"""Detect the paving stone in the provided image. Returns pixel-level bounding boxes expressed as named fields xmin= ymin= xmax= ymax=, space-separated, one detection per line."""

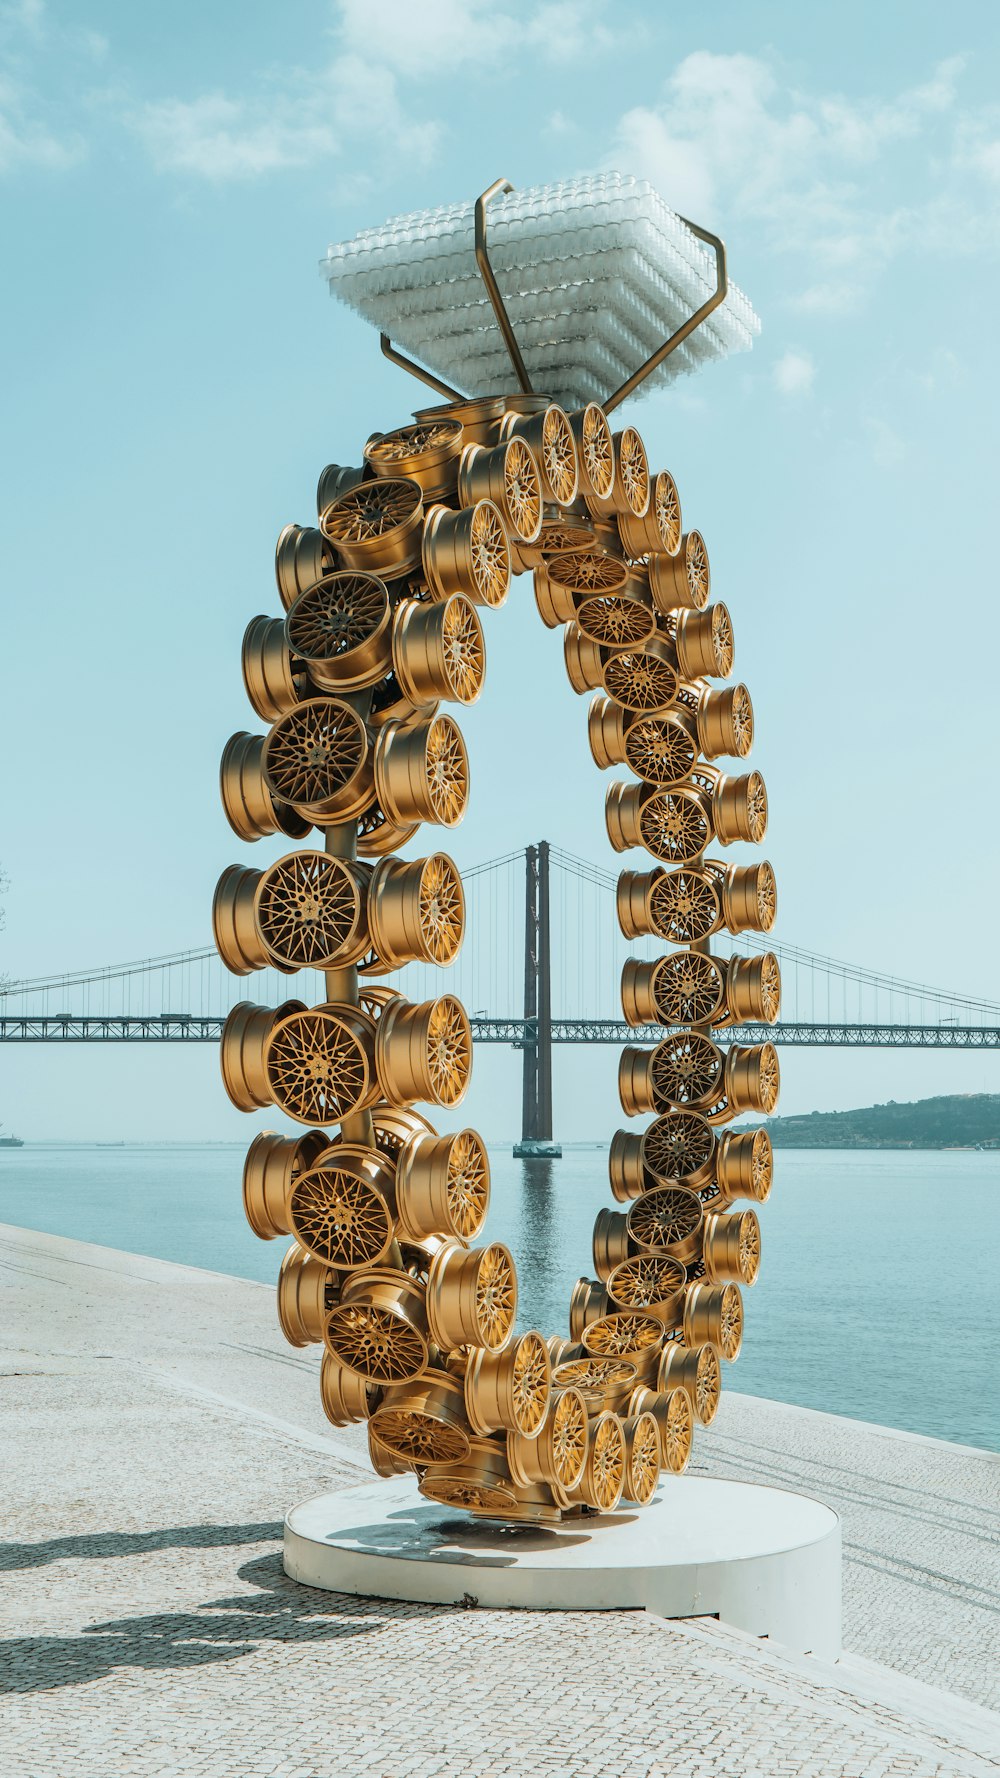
xmin=1 ymin=1223 xmax=998 ymax=1778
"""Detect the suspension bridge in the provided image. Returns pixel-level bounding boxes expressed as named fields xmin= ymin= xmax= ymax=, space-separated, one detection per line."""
xmin=3 ymin=843 xmax=999 ymax=1144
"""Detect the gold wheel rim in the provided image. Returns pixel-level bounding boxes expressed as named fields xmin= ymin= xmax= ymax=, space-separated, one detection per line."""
xmin=648 ymin=869 xmax=719 ymax=943
xmin=628 ymin=1186 xmax=703 ymax=1254
xmin=655 ymin=951 xmax=725 ymax=1025
xmin=263 ymin=699 xmax=368 ymax=815
xmin=627 ymin=1411 xmax=661 ymax=1501
xmin=603 ymin=650 xmax=679 ymax=714
xmin=639 ymin=790 xmax=710 ymax=864
xmin=425 ymin=995 xmax=472 ymax=1106
xmin=617 ymin=428 xmax=649 ymax=516
xmin=624 ymin=714 xmax=697 ymax=785
xmin=424 ymin=717 xmax=469 ymax=826
xmin=653 ymin=471 xmax=682 ymax=554
xmin=256 ymin=851 xmax=361 ymax=969
xmin=446 ymin=1130 xmax=490 ymax=1237
xmin=325 ymin=1303 xmax=427 ymax=1384
xmin=607 ymin=1254 xmax=685 ymax=1310
xmin=643 ymin=1111 xmax=715 ymax=1184
xmin=265 ymin=1010 xmax=370 ymax=1125
xmin=576 ymin=595 xmax=655 ymax=648
xmin=416 ymin=853 xmax=465 ymax=963
xmin=651 ymin=1033 xmax=722 ymax=1106
xmin=290 ymin=1164 xmax=391 ymax=1269
xmin=286 ymin=574 xmax=389 ymax=678
xmin=322 ymin=477 xmax=420 ymax=544
xmin=468 ymin=500 xmax=511 ymax=606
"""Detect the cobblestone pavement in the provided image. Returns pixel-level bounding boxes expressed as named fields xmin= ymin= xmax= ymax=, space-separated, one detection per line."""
xmin=2 ymin=1223 xmax=999 ymax=1778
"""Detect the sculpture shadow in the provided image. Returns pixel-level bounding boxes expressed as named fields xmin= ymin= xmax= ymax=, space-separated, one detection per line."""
xmin=1 ymin=1538 xmax=452 ymax=1695
xmin=327 ymin=1499 xmax=603 ymax=1565
xmin=0 ymin=1521 xmax=284 ymax=1573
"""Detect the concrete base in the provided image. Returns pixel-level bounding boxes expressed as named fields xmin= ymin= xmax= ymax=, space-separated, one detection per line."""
xmin=512 ymin=1140 xmax=562 ymax=1158
xmin=285 ymin=1475 xmax=842 ymax=1658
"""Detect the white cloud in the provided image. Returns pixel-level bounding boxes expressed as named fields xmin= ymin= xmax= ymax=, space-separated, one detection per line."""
xmin=0 ymin=69 xmax=83 ymax=170
xmin=773 ymin=349 xmax=815 ymax=397
xmin=132 ymin=0 xmax=611 ymax=181
xmin=133 ymin=93 xmax=337 ymax=181
xmin=608 ymin=51 xmax=989 ymax=315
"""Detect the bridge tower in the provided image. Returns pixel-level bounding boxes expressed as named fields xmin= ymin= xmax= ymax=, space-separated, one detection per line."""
xmin=513 ymin=842 xmax=561 ymax=1159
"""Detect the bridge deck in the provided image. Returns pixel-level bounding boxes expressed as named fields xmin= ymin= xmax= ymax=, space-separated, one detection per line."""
xmin=2 ymin=1014 xmax=999 ymax=1047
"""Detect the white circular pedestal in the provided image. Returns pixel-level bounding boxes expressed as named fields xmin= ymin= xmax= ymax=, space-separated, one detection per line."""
xmin=284 ymin=1475 xmax=841 ymax=1658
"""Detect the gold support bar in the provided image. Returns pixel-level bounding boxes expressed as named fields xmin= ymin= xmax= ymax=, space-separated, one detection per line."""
xmin=379 ymin=333 xmax=466 ymax=402
xmin=603 ymin=220 xmax=728 ymax=415
xmin=474 ymin=178 xmax=534 ymax=396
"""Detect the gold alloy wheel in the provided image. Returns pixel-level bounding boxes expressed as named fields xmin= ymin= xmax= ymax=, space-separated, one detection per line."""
xmin=320 ymin=476 xmax=425 ymax=578
xmin=220 ymin=379 xmax=777 ymax=1523
xmin=285 ymin=573 xmax=393 ymax=692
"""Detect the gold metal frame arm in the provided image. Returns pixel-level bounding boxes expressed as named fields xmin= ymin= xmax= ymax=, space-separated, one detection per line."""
xmin=475 ymin=179 xmax=534 ymax=396
xmin=379 ymin=333 xmax=466 ymax=403
xmin=603 ymin=220 xmax=728 ymax=415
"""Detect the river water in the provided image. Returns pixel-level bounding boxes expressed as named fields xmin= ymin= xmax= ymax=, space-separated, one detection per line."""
xmin=2 ymin=1142 xmax=996 ymax=1453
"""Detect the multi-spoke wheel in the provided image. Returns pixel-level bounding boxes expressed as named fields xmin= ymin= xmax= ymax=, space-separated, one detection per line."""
xmin=457 ymin=437 xmax=542 ymax=544
xmin=289 ymin=1152 xmax=395 ymax=1270
xmin=285 ymin=573 xmax=392 ymax=691
xmin=262 ymin=699 xmax=372 ymax=824
xmin=703 ymin=1209 xmax=762 ymax=1286
xmin=606 ymin=1255 xmax=686 ymax=1325
xmin=264 ymin=1005 xmax=376 ymax=1125
xmin=374 ymin=713 xmax=469 ymax=828
xmin=618 ymin=469 xmax=682 ymax=558
xmin=606 ymin=783 xmax=711 ymax=864
xmin=569 ymin=403 xmax=615 ymax=501
xmin=254 ymin=850 xmax=367 ymax=971
xmin=508 ymin=1383 xmax=590 ymax=1495
xmin=650 ymin=530 xmax=711 ymax=613
xmin=602 ymin=640 xmax=679 ymax=714
xmin=622 ymin=1410 xmax=662 ymax=1502
xmin=426 ymin=1240 xmax=517 ymax=1352
xmin=500 ymin=404 xmax=579 ymax=507
xmin=698 ymin=682 xmax=754 ymax=760
xmin=422 ymin=499 xmax=511 ymax=608
xmin=325 ymin=1268 xmax=429 ymax=1384
xmin=636 ymin=1384 xmax=693 ymax=1473
xmin=713 ymin=770 xmax=768 ymax=845
xmin=465 ymin=1330 xmax=552 ymax=1437
xmin=395 ymin=1128 xmax=490 ymax=1243
xmin=568 ymin=1410 xmax=626 ymax=1511
xmin=393 ymin=594 xmax=485 ymax=707
xmin=623 ymin=712 xmax=698 ymax=785
xmin=627 ymin=1185 xmax=703 ymax=1262
xmin=582 ymin=1310 xmax=664 ymax=1364
xmin=657 ymin=1342 xmax=722 ymax=1426
xmin=674 ymin=602 xmax=734 ymax=679
xmin=276 ymin=1242 xmax=338 ymax=1346
xmin=370 ymin=1370 xmax=472 ymax=1465
xmin=718 ymin=859 xmax=778 ymax=933
xmin=363 ymin=418 xmax=464 ymax=501
xmin=726 ymin=951 xmax=781 ymax=1023
xmin=649 ymin=867 xmax=722 ymax=942
xmin=683 ymin=1280 xmax=744 ymax=1361
xmin=642 ymin=1110 xmax=716 ymax=1186
xmin=368 ymin=852 xmax=465 ymax=970
xmin=376 ymin=993 xmax=472 ymax=1108
xmin=623 ymin=950 xmax=727 ymax=1027
xmin=552 ymin=1356 xmax=637 ymax=1410
xmin=320 ymin=476 xmax=424 ymax=578
xmin=575 ymin=593 xmax=655 ymax=649
xmin=723 ymin=1042 xmax=781 ymax=1116
xmin=619 ymin=1032 xmax=724 ymax=1116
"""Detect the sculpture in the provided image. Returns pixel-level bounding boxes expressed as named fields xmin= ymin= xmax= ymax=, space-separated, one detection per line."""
xmin=213 ymin=174 xmax=779 ymax=1521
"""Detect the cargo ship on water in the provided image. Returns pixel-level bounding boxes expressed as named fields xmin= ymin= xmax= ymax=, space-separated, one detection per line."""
xmin=0 ymin=1128 xmax=24 ymax=1148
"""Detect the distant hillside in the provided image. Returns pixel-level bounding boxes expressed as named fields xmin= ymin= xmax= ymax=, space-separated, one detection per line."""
xmin=751 ymin=1093 xmax=1000 ymax=1149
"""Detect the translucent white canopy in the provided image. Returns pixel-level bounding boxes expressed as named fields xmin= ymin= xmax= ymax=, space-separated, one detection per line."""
xmin=320 ymin=171 xmax=760 ymax=410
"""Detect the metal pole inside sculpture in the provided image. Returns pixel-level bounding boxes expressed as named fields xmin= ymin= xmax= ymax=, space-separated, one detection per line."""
xmin=213 ymin=171 xmax=781 ymax=1523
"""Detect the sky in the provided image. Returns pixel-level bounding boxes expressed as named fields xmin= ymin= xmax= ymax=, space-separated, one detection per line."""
xmin=2 ymin=0 xmax=1000 ymax=1140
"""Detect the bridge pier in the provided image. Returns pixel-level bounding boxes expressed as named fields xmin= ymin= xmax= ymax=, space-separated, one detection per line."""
xmin=514 ymin=841 xmax=561 ymax=1159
